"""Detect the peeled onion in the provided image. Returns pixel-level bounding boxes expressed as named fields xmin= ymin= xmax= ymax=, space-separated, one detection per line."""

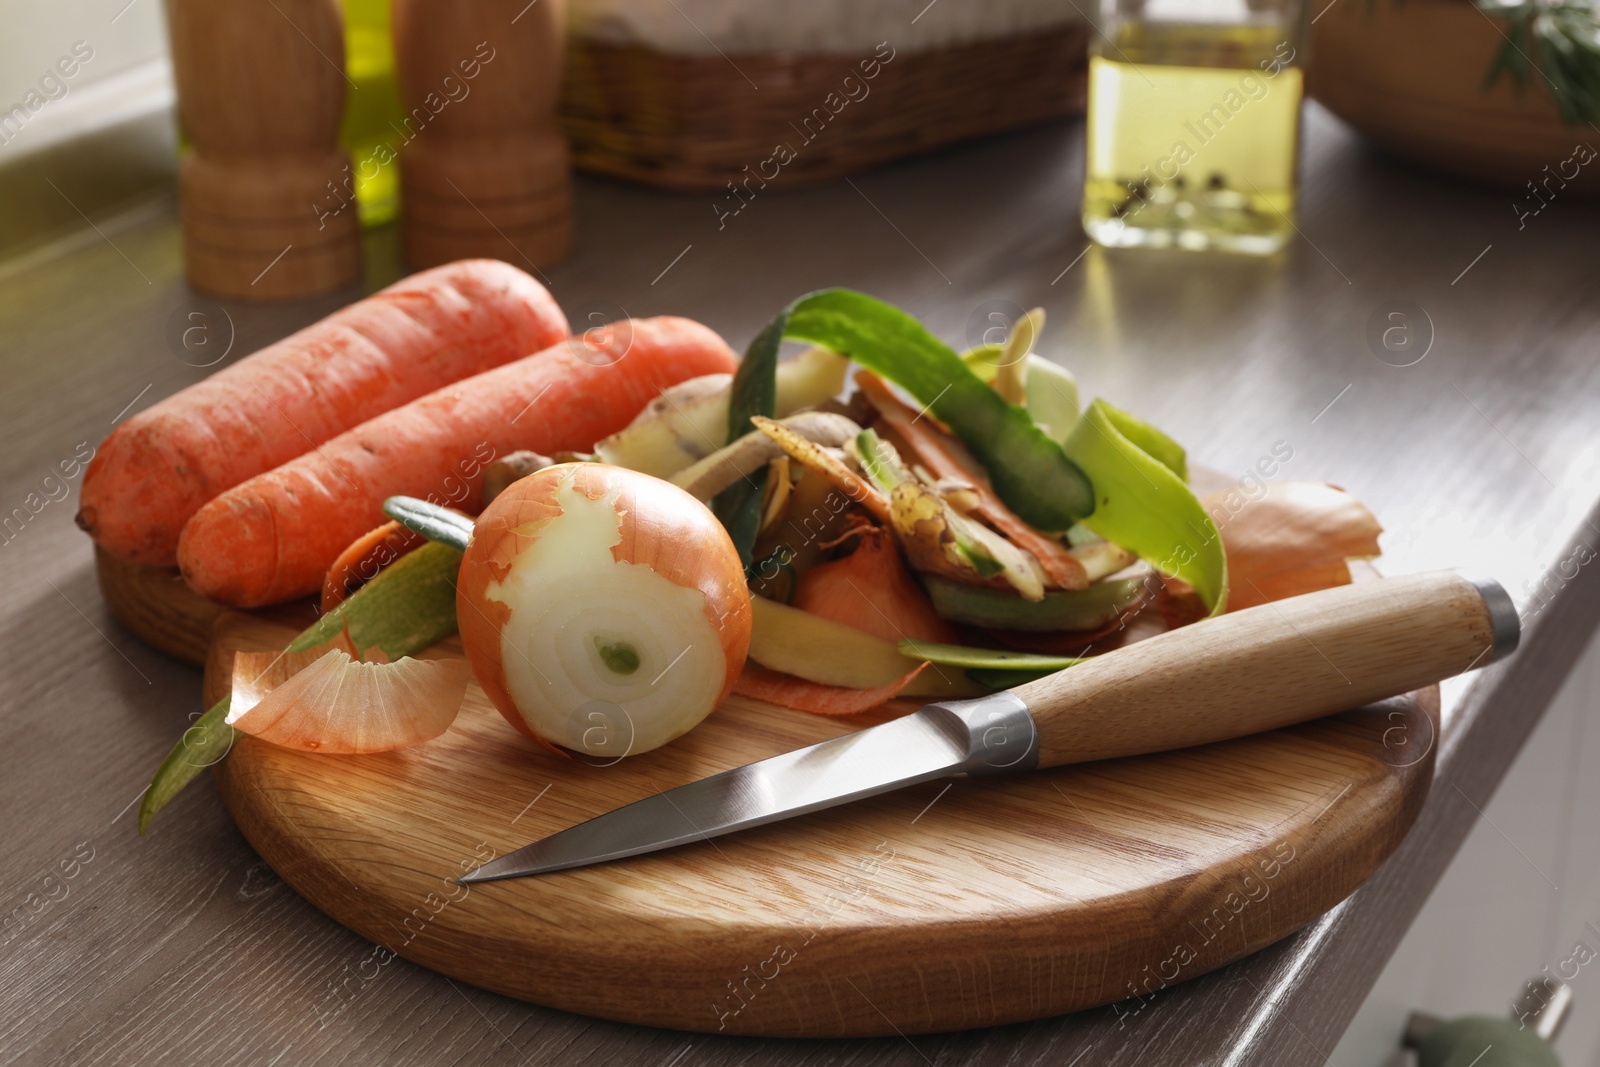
xmin=227 ymin=639 xmax=470 ymax=754
xmin=455 ymin=463 xmax=752 ymax=759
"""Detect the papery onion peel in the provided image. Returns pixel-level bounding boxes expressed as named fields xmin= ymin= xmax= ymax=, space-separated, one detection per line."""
xmin=227 ymin=636 xmax=470 ymax=754
xmin=1202 ymin=481 xmax=1383 ymax=611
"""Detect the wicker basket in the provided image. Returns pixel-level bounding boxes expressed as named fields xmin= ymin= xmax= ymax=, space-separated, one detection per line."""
xmin=559 ymin=27 xmax=1090 ymax=191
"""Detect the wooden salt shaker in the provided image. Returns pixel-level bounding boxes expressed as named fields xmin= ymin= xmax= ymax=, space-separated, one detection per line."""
xmin=392 ymin=0 xmax=573 ymax=271
xmin=167 ymin=0 xmax=361 ymax=300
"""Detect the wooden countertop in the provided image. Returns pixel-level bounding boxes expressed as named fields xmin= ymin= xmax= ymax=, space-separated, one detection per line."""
xmin=4 ymin=103 xmax=1599 ymax=1065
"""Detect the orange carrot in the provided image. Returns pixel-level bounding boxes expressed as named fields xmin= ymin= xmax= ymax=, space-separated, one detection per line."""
xmin=77 ymin=260 xmax=568 ymax=567
xmin=733 ymin=661 xmax=929 ymax=717
xmin=856 ymin=372 xmax=1088 ymax=590
xmin=792 ymin=525 xmax=960 ymax=645
xmin=319 ymin=520 xmax=425 ymax=614
xmin=178 ymin=317 xmax=739 ymax=607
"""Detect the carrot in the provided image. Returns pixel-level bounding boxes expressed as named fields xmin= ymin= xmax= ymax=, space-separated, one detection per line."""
xmin=319 ymin=520 xmax=425 ymax=614
xmin=77 ymin=259 xmax=568 ymax=567
xmin=791 ymin=525 xmax=960 ymax=645
xmin=732 ymin=661 xmax=929 ymax=717
xmin=855 ymin=372 xmax=1089 ymax=590
xmin=178 ymin=317 xmax=739 ymax=607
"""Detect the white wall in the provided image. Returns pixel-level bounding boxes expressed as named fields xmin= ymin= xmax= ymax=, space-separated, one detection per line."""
xmin=0 ymin=0 xmax=168 ymax=145
xmin=0 ymin=0 xmax=166 ymax=99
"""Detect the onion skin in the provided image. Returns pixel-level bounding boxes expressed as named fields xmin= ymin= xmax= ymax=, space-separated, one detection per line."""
xmin=456 ymin=463 xmax=752 ymax=755
xmin=1201 ymin=481 xmax=1383 ymax=611
xmin=227 ymin=640 xmax=470 ymax=754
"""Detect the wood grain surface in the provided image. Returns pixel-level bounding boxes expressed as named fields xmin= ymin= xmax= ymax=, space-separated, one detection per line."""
xmin=204 ymin=611 xmax=1436 ymax=1036
xmin=7 ymin=104 xmax=1600 ymax=1065
xmin=92 ymin=546 xmax=223 ymax=667
xmin=94 ymin=548 xmax=318 ymax=667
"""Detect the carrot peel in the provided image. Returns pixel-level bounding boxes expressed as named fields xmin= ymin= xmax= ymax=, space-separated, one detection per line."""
xmin=733 ymin=661 xmax=929 ymax=717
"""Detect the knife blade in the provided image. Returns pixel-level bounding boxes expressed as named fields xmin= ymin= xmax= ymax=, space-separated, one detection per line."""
xmin=459 ymin=695 xmax=1034 ymax=882
xmin=457 ymin=570 xmax=1520 ymax=883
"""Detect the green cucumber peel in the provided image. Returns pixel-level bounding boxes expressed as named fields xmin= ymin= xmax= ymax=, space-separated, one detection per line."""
xmin=1064 ymin=400 xmax=1227 ymax=615
xmin=964 ymin=349 xmax=1082 ymax=446
xmin=137 ymin=541 xmax=465 ymax=834
xmin=924 ymin=573 xmax=1150 ymax=633
xmin=714 ymin=299 xmax=790 ymax=566
xmin=781 ymin=289 xmax=1093 ymax=529
xmin=900 ymin=640 xmax=1085 ymax=691
xmin=897 ymin=639 xmax=1085 ymax=672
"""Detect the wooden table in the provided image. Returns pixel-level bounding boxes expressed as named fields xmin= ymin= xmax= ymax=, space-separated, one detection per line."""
xmin=4 ymin=103 xmax=1599 ymax=1066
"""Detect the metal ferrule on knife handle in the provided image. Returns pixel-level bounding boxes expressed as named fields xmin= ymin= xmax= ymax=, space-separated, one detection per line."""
xmin=987 ymin=570 xmax=1520 ymax=770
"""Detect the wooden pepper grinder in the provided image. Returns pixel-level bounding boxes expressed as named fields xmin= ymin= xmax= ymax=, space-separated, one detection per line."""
xmin=392 ymin=0 xmax=573 ymax=271
xmin=167 ymin=0 xmax=361 ymax=300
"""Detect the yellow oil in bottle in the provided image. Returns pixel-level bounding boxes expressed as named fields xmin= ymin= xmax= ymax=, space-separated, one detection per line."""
xmin=1082 ymin=24 xmax=1302 ymax=254
xmin=338 ymin=0 xmax=405 ymax=227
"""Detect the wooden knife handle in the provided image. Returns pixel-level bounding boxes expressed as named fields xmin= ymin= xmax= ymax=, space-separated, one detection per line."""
xmin=1011 ymin=571 xmax=1518 ymax=769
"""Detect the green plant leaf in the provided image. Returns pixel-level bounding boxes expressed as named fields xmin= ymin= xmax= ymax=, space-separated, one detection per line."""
xmin=1479 ymin=0 xmax=1600 ymax=125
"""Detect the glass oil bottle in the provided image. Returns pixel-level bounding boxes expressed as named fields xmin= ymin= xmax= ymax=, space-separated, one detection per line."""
xmin=338 ymin=0 xmax=405 ymax=226
xmin=1082 ymin=0 xmax=1306 ymax=254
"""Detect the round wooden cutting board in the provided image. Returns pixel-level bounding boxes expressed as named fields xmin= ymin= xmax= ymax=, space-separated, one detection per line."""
xmin=185 ymin=604 xmax=1437 ymax=1038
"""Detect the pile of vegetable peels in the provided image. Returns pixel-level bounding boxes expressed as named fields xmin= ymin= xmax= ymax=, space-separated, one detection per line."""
xmin=622 ymin=289 xmax=1202 ymax=710
xmin=139 ymin=286 xmax=1382 ymax=830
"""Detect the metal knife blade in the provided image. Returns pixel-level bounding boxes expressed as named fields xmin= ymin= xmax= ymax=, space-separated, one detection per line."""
xmin=459 ymin=692 xmax=1035 ymax=882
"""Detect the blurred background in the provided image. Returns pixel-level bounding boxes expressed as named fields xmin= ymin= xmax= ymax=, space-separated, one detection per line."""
xmin=0 ymin=0 xmax=166 ymax=101
xmin=5 ymin=2 xmax=1600 ymax=1065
